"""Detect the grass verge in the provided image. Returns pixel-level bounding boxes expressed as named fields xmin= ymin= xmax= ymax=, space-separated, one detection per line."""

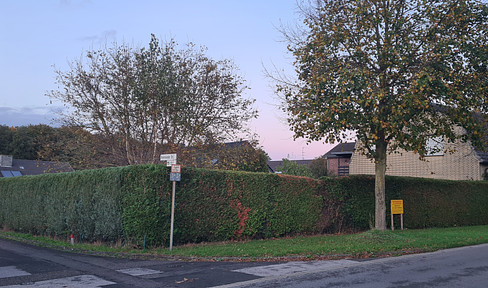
xmin=2 ymin=226 xmax=488 ymax=261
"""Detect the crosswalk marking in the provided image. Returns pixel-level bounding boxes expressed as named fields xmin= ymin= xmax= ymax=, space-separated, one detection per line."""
xmin=117 ymin=267 xmax=162 ymax=276
xmin=0 ymin=266 xmax=31 ymax=279
xmin=233 ymin=260 xmax=358 ymax=277
xmin=4 ymin=274 xmax=116 ymax=288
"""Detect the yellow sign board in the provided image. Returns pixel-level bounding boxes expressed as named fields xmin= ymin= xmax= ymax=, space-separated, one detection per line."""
xmin=391 ymin=200 xmax=404 ymax=215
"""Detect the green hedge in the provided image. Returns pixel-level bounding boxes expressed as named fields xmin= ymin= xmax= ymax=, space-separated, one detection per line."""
xmin=322 ymin=175 xmax=488 ymax=231
xmin=386 ymin=176 xmax=488 ymax=228
xmin=121 ymin=166 xmax=322 ymax=246
xmin=0 ymin=168 xmax=125 ymax=242
xmin=1 ymin=166 xmax=488 ymax=248
xmin=0 ymin=165 xmax=322 ymax=247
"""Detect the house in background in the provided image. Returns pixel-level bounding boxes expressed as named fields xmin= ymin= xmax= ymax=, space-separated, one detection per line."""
xmin=349 ymin=131 xmax=488 ymax=180
xmin=267 ymin=143 xmax=355 ymax=176
xmin=0 ymin=155 xmax=74 ymax=178
xmin=322 ymin=142 xmax=355 ymax=176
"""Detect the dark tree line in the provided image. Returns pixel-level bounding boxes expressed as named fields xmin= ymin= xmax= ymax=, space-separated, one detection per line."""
xmin=0 ymin=124 xmax=122 ymax=170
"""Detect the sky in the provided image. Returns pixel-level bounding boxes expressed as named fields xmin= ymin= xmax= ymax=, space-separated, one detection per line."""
xmin=0 ymin=0 xmax=336 ymax=161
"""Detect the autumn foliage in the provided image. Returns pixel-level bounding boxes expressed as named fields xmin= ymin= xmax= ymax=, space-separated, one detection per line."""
xmin=280 ymin=0 xmax=488 ymax=230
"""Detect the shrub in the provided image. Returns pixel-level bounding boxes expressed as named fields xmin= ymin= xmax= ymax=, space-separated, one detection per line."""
xmin=0 ymin=165 xmax=323 ymax=247
xmin=2 ymin=166 xmax=488 ymax=247
xmin=320 ymin=175 xmax=488 ymax=231
xmin=309 ymin=158 xmax=328 ymax=178
xmin=275 ymin=159 xmax=314 ymax=177
xmin=0 ymin=168 xmax=125 ymax=241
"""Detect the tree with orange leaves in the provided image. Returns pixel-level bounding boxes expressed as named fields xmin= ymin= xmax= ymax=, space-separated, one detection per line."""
xmin=280 ymin=0 xmax=488 ymax=230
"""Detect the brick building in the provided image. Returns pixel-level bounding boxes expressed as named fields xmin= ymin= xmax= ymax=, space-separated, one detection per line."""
xmin=349 ymin=130 xmax=488 ymax=180
xmin=323 ymin=142 xmax=355 ymax=176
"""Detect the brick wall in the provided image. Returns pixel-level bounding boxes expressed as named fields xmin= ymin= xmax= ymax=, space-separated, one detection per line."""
xmin=327 ymin=157 xmax=351 ymax=176
xmin=350 ymin=139 xmax=484 ymax=181
xmin=327 ymin=158 xmax=339 ymax=176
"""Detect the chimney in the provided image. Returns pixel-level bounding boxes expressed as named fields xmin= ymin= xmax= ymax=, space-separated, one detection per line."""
xmin=0 ymin=155 xmax=13 ymax=167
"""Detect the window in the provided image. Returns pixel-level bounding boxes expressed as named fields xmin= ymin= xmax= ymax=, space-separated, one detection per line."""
xmin=426 ymin=136 xmax=444 ymax=156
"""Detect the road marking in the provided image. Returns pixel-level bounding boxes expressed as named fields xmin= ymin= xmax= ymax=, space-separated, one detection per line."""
xmin=117 ymin=267 xmax=162 ymax=276
xmin=0 ymin=266 xmax=31 ymax=278
xmin=5 ymin=274 xmax=116 ymax=288
xmin=233 ymin=260 xmax=357 ymax=277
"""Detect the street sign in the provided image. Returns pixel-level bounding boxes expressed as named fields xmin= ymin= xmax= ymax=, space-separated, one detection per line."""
xmin=171 ymin=164 xmax=181 ymax=173
xmin=168 ymin=164 xmax=181 ymax=251
xmin=170 ymin=164 xmax=181 ymax=181
xmin=170 ymin=172 xmax=181 ymax=182
xmin=160 ymin=153 xmax=177 ymax=167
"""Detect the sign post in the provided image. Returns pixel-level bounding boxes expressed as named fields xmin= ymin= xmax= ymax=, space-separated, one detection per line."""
xmin=390 ymin=200 xmax=404 ymax=231
xmin=169 ymin=164 xmax=181 ymax=251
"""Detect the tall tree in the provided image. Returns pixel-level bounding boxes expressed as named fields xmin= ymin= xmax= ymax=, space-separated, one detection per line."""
xmin=280 ymin=0 xmax=488 ymax=230
xmin=0 ymin=125 xmax=14 ymax=155
xmin=48 ymin=34 xmax=257 ymax=165
xmin=309 ymin=158 xmax=328 ymax=178
xmin=8 ymin=126 xmax=36 ymax=160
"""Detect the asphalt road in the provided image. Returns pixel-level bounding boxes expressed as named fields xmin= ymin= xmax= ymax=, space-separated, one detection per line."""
xmin=219 ymin=244 xmax=488 ymax=288
xmin=1 ymin=237 xmax=488 ymax=287
xmin=0 ymin=238 xmax=267 ymax=287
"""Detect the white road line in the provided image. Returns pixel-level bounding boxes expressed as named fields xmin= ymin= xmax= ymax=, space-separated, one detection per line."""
xmin=4 ymin=274 xmax=116 ymax=288
xmin=117 ymin=267 xmax=162 ymax=276
xmin=0 ymin=266 xmax=31 ymax=278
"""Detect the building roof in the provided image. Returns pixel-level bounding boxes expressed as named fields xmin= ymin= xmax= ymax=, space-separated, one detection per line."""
xmin=323 ymin=142 xmax=356 ymax=158
xmin=0 ymin=156 xmax=74 ymax=178
xmin=475 ymin=151 xmax=488 ymax=164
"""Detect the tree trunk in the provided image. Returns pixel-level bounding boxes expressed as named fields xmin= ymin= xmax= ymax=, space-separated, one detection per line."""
xmin=374 ymin=140 xmax=387 ymax=231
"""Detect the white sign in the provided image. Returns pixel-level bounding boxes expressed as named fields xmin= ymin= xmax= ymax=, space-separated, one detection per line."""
xmin=160 ymin=153 xmax=177 ymax=167
xmin=171 ymin=164 xmax=181 ymax=173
